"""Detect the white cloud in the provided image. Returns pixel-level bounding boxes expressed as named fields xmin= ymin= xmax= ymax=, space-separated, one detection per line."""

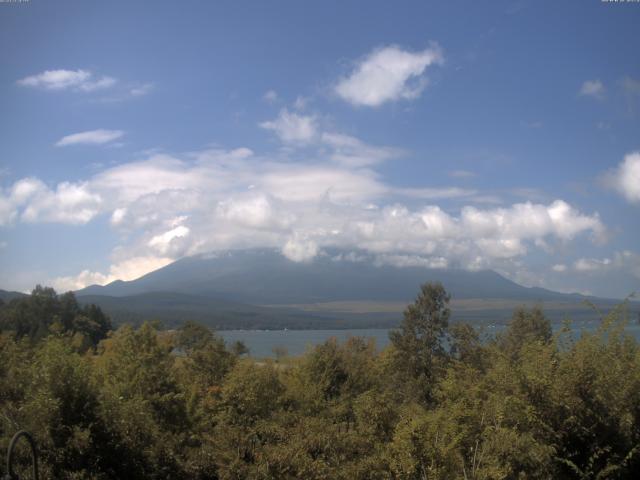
xmin=0 ymin=178 xmax=102 ymax=225
xmin=546 ymin=200 xmax=605 ymax=241
xmin=217 ymin=194 xmax=282 ymax=229
xmin=10 ymin=177 xmax=45 ymax=203
xmin=263 ymin=89 xmax=278 ymax=103
xmin=282 ymin=235 xmax=318 ymax=262
xmin=396 ymin=187 xmax=477 ymax=200
xmin=21 ymin=181 xmax=102 ymax=224
xmin=261 ymin=108 xmax=406 ymax=170
xmin=259 ymin=165 xmax=385 ymax=202
xmin=460 ymin=200 xmax=605 ymax=244
xmin=79 ymin=76 xmax=117 ymax=92
xmin=52 ymin=255 xmax=173 ymax=291
xmin=148 ymin=225 xmax=190 ymax=255
xmin=129 ymin=83 xmax=154 ymax=97
xmin=7 ymin=148 xmax=605 ymax=267
xmin=18 ymin=69 xmax=153 ymax=102
xmin=321 ymin=132 xmax=403 ymax=167
xmin=110 ymin=207 xmax=127 ymax=225
xmin=574 ymin=257 xmax=612 ymax=272
xmin=260 ymin=109 xmax=318 ymax=144
xmin=335 ymin=44 xmax=443 ymax=107
xmin=2 ymin=142 xmax=608 ymax=287
xmin=0 ymin=178 xmax=45 ymax=225
xmin=605 ymin=151 xmax=640 ymax=204
xmin=55 ymin=129 xmax=124 ymax=147
xmin=18 ymin=69 xmax=116 ymax=92
xmin=375 ymin=254 xmax=448 ymax=269
xmin=52 ymin=270 xmax=111 ymax=292
xmin=572 ymin=251 xmax=640 ymax=279
xmin=579 ymin=79 xmax=605 ymax=99
xmin=293 ymin=95 xmax=309 ymax=110
xmin=552 ymin=264 xmax=567 ymax=272
xmin=91 ymin=153 xmax=208 ymax=204
xmin=0 ymin=196 xmax=16 ymax=226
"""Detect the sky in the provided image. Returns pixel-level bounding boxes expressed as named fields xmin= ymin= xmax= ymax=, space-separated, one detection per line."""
xmin=0 ymin=0 xmax=639 ymax=298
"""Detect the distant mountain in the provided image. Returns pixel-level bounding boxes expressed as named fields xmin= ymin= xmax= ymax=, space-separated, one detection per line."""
xmin=76 ymin=248 xmax=588 ymax=304
xmin=0 ymin=289 xmax=28 ymax=303
xmin=1 ymin=251 xmax=633 ymax=329
xmin=68 ymin=249 xmax=632 ymax=329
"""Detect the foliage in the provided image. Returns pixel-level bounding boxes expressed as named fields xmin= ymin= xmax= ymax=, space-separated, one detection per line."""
xmin=389 ymin=281 xmax=451 ymax=403
xmin=0 ymin=285 xmax=111 ymax=349
xmin=1 ymin=283 xmax=640 ymax=479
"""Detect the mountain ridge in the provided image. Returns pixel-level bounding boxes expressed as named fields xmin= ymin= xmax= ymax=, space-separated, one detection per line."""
xmin=3 ymin=249 xmax=635 ymax=329
xmin=75 ymin=248 xmax=595 ymax=304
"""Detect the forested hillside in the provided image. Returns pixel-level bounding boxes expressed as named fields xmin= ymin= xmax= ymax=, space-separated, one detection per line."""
xmin=1 ymin=284 xmax=640 ymax=479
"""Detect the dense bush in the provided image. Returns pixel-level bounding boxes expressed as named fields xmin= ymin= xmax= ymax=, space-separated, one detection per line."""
xmin=1 ymin=284 xmax=639 ymax=479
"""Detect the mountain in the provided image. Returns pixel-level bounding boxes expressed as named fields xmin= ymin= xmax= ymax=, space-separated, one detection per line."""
xmin=0 ymin=289 xmax=28 ymax=303
xmin=69 ymin=248 xmax=635 ymax=329
xmin=76 ymin=248 xmax=586 ymax=304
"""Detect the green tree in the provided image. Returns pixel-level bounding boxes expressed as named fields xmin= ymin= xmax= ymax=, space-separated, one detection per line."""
xmin=498 ymin=306 xmax=552 ymax=357
xmin=0 ymin=286 xmax=111 ymax=348
xmin=449 ymin=322 xmax=487 ymax=369
xmin=389 ymin=282 xmax=451 ymax=403
xmin=92 ymin=323 xmax=188 ymax=479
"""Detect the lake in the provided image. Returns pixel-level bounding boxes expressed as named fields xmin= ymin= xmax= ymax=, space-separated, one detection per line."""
xmin=220 ymin=320 xmax=640 ymax=358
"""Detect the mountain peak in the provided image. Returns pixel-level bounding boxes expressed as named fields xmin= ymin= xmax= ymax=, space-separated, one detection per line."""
xmin=75 ymin=247 xmax=582 ymax=304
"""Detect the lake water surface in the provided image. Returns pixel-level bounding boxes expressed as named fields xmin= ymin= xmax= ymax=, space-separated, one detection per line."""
xmin=220 ymin=320 xmax=640 ymax=358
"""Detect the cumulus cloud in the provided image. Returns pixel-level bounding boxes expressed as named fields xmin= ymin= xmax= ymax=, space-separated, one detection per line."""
xmin=55 ymin=129 xmax=124 ymax=147
xmin=260 ymin=109 xmax=318 ymax=144
xmin=17 ymin=69 xmax=116 ymax=92
xmin=604 ymin=152 xmax=640 ymax=204
xmin=282 ymin=235 xmax=318 ymax=262
xmin=110 ymin=207 xmax=127 ymax=225
xmin=0 ymin=142 xmax=607 ymax=289
xmin=52 ymin=255 xmax=173 ymax=292
xmin=0 ymin=177 xmax=102 ymax=225
xmin=148 ymin=225 xmax=190 ymax=255
xmin=217 ymin=194 xmax=284 ymax=229
xmin=579 ymin=79 xmax=605 ymax=99
xmin=335 ymin=44 xmax=444 ymax=107
xmin=22 ymin=182 xmax=102 ymax=224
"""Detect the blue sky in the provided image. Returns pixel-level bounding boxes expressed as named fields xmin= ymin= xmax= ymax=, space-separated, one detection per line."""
xmin=1 ymin=0 xmax=639 ymax=298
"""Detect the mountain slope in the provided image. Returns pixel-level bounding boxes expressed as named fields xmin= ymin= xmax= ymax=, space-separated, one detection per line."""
xmin=76 ymin=248 xmax=585 ymax=304
xmin=0 ymin=289 xmax=28 ymax=303
xmin=71 ymin=248 xmax=635 ymax=329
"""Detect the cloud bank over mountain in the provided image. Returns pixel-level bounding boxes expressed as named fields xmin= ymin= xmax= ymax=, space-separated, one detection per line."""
xmin=0 ymin=136 xmax=607 ymax=291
